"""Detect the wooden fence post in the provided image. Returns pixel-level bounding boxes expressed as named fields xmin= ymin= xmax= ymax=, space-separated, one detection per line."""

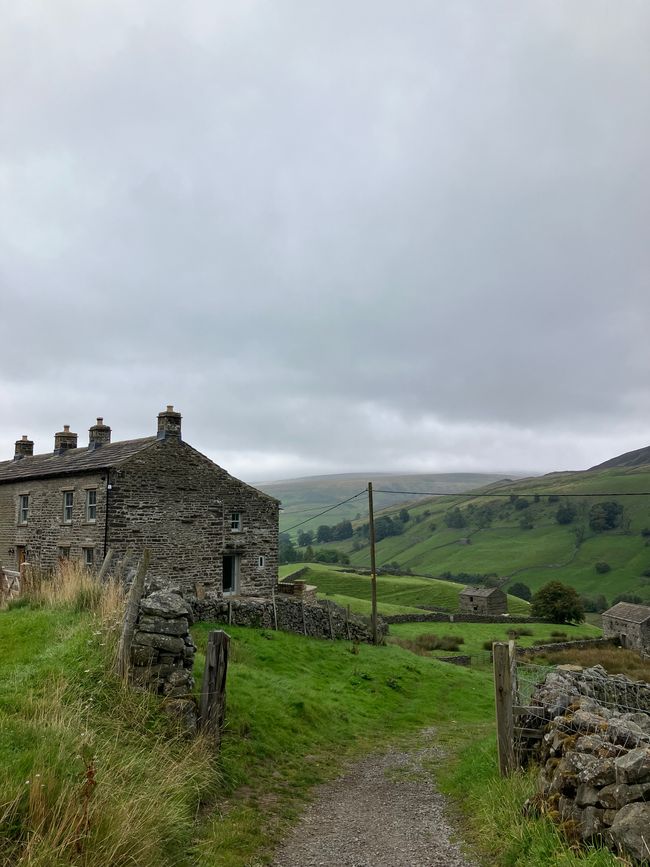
xmin=116 ymin=549 xmax=150 ymax=679
xmin=97 ymin=548 xmax=114 ymax=582
xmin=271 ymin=587 xmax=278 ymax=631
xmin=493 ymin=641 xmax=516 ymax=776
xmin=327 ymin=600 xmax=334 ymax=639
xmin=199 ymin=630 xmax=230 ymax=748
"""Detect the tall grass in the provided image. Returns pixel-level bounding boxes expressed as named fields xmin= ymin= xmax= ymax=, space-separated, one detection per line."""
xmin=0 ymin=565 xmax=220 ymax=867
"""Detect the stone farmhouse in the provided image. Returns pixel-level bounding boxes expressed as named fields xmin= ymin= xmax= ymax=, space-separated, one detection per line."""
xmin=602 ymin=602 xmax=650 ymax=656
xmin=0 ymin=407 xmax=279 ymax=598
xmin=459 ymin=585 xmax=507 ymax=615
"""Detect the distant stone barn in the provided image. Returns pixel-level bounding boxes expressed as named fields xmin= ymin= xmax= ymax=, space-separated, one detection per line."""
xmin=602 ymin=602 xmax=650 ymax=657
xmin=0 ymin=407 xmax=279 ymax=598
xmin=459 ymin=585 xmax=507 ymax=615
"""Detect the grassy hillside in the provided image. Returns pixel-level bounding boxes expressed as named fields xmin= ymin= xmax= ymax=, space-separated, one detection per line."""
xmin=281 ymin=563 xmax=531 ymax=615
xmin=257 ymin=471 xmax=517 ymax=534
xmin=0 ymin=569 xmax=620 ymax=867
xmin=303 ymin=464 xmax=650 ymax=607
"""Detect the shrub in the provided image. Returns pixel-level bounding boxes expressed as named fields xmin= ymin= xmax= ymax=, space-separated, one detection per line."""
xmin=594 ymin=561 xmax=611 ymax=574
xmin=550 ymin=630 xmax=568 ymax=639
xmin=642 ymin=568 xmax=650 ymax=577
xmin=507 ymin=627 xmax=533 ymax=638
xmin=612 ymin=593 xmax=644 ymax=605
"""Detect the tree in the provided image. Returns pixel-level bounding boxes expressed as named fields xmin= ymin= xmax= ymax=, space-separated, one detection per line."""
xmin=398 ymin=508 xmax=410 ymax=523
xmin=332 ymin=520 xmax=353 ymax=541
xmin=316 ymin=524 xmax=333 ymax=544
xmin=530 ymin=582 xmax=585 ymax=624
xmin=589 ymin=501 xmax=624 ymax=533
xmin=509 ymin=582 xmax=532 ymax=601
xmin=556 ymin=503 xmax=576 ymax=525
xmin=594 ymin=561 xmax=611 ymax=574
xmin=297 ymin=529 xmax=314 ymax=547
xmin=279 ymin=534 xmax=298 ymax=564
xmin=444 ymin=507 xmax=466 ymax=529
xmin=612 ymin=593 xmax=644 ymax=605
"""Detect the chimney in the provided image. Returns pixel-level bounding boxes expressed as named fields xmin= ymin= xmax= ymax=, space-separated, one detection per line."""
xmin=54 ymin=425 xmax=78 ymax=455
xmin=157 ymin=405 xmax=182 ymax=441
xmin=89 ymin=417 xmax=111 ymax=449
xmin=14 ymin=435 xmax=34 ymax=460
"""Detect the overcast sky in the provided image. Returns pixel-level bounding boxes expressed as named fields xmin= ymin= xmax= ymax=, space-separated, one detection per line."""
xmin=1 ymin=1 xmax=649 ymax=481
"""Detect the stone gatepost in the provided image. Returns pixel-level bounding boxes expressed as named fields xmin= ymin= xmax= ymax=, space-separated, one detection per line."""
xmin=130 ymin=590 xmax=198 ymax=731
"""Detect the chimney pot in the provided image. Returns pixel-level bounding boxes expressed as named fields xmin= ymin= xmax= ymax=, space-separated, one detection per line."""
xmin=54 ymin=426 xmax=78 ymax=455
xmin=14 ymin=436 xmax=34 ymax=460
xmin=157 ymin=405 xmax=182 ymax=441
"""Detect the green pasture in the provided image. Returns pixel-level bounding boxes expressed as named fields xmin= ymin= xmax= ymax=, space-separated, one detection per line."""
xmin=388 ymin=619 xmax=603 ymax=657
xmin=279 ymin=563 xmax=531 ymax=615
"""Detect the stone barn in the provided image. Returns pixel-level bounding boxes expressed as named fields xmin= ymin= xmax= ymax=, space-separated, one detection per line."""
xmin=602 ymin=602 xmax=650 ymax=656
xmin=0 ymin=407 xmax=279 ymax=598
xmin=459 ymin=585 xmax=507 ymax=615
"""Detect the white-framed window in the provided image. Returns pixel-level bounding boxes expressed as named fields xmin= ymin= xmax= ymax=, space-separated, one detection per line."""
xmin=18 ymin=494 xmax=29 ymax=524
xmin=83 ymin=547 xmax=94 ymax=568
xmin=258 ymin=555 xmax=265 ymax=569
xmin=63 ymin=491 xmax=74 ymax=524
xmin=230 ymin=511 xmax=242 ymax=532
xmin=85 ymin=489 xmax=97 ymax=522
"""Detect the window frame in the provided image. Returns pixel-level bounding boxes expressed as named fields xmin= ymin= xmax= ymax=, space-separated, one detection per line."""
xmin=257 ymin=555 xmax=265 ymax=569
xmin=18 ymin=494 xmax=29 ymax=525
xmin=58 ymin=546 xmax=70 ymax=560
xmin=85 ymin=489 xmax=97 ymax=523
xmin=83 ymin=547 xmax=94 ymax=568
xmin=230 ymin=511 xmax=242 ymax=532
xmin=62 ymin=491 xmax=74 ymax=524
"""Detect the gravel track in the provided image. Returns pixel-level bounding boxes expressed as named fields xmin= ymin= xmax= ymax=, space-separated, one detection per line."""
xmin=272 ymin=730 xmax=478 ymax=867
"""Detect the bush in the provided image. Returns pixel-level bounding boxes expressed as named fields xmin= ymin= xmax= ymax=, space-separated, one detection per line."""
xmin=612 ymin=593 xmax=644 ymax=605
xmin=550 ymin=631 xmax=568 ymax=639
xmin=642 ymin=568 xmax=650 ymax=577
xmin=594 ymin=561 xmax=611 ymax=574
xmin=482 ymin=640 xmax=498 ymax=651
xmin=507 ymin=628 xmax=533 ymax=638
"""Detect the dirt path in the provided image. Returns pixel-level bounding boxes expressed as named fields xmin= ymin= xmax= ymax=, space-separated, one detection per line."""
xmin=272 ymin=730 xmax=478 ymax=867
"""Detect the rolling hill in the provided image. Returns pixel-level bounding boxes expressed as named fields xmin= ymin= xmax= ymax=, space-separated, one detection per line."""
xmin=281 ymin=449 xmax=650 ymax=609
xmin=257 ymin=471 xmax=522 ymax=534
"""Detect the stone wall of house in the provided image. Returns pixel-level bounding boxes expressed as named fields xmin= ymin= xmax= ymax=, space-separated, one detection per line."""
xmin=193 ymin=594 xmax=385 ymax=643
xmin=107 ymin=439 xmax=278 ymax=596
xmin=523 ymin=666 xmax=650 ymax=862
xmin=459 ymin=590 xmax=507 ymax=615
xmin=602 ymin=616 xmax=650 ymax=656
xmin=0 ymin=471 xmax=107 ymax=572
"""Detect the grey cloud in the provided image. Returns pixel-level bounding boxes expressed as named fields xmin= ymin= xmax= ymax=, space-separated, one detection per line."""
xmin=1 ymin=0 xmax=649 ymax=479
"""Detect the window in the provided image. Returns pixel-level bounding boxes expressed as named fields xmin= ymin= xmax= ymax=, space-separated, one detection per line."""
xmin=83 ymin=547 xmax=94 ymax=568
xmin=230 ymin=511 xmax=242 ymax=532
xmin=258 ymin=555 xmax=265 ymax=569
xmin=86 ymin=489 xmax=97 ymax=522
xmin=58 ymin=546 xmax=70 ymax=560
xmin=63 ymin=491 xmax=73 ymax=524
xmin=18 ymin=494 xmax=29 ymax=524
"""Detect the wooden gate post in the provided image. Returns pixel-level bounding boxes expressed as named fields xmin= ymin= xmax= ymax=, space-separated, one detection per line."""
xmin=199 ymin=630 xmax=230 ymax=748
xmin=116 ymin=549 xmax=150 ymax=679
xmin=493 ymin=641 xmax=516 ymax=776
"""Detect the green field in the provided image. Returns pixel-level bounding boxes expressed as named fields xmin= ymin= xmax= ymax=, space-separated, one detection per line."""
xmin=388 ymin=620 xmax=602 ymax=656
xmin=0 ymin=583 xmax=620 ymax=867
xmin=280 ymin=563 xmax=531 ymax=615
xmin=296 ymin=464 xmax=650 ymax=606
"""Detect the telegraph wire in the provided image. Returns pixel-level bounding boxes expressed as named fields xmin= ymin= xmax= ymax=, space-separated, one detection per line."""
xmin=283 ymin=489 xmax=367 ymax=533
xmin=373 ymin=489 xmax=650 ymax=498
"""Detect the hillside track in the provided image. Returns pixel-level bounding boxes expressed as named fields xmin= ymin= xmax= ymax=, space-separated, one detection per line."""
xmin=272 ymin=729 xmax=478 ymax=867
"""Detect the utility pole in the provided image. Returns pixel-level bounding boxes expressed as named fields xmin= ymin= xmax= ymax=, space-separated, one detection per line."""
xmin=368 ymin=482 xmax=378 ymax=645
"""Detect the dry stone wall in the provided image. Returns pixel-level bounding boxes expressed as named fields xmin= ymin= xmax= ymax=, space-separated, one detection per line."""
xmin=523 ymin=666 xmax=650 ymax=862
xmin=193 ymin=594 xmax=385 ymax=643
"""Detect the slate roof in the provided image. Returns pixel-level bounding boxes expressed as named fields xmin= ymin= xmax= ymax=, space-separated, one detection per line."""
xmin=0 ymin=438 xmax=157 ymax=483
xmin=459 ymin=586 xmax=504 ymax=597
xmin=602 ymin=602 xmax=650 ymax=624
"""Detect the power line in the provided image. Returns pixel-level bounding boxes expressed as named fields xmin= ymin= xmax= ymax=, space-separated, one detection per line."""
xmin=373 ymin=489 xmax=650 ymax=498
xmin=283 ymin=489 xmax=367 ymax=533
